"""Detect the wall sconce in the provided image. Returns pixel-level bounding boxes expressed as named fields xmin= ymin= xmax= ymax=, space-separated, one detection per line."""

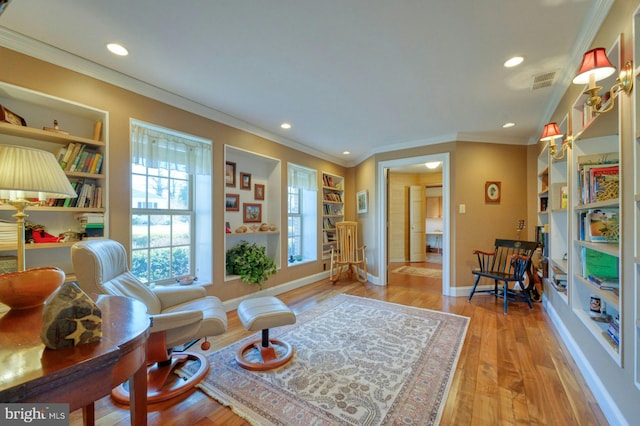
xmin=573 ymin=47 xmax=633 ymax=114
xmin=540 ymin=122 xmax=571 ymax=160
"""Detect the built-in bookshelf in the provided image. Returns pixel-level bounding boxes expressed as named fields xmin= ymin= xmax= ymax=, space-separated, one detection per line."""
xmin=537 ymin=144 xmax=549 ymax=263
xmin=224 ymin=145 xmax=281 ymax=281
xmin=0 ymin=81 xmax=108 ymax=279
xmin=545 ymin=116 xmax=570 ymax=302
xmin=569 ymin=40 xmax=622 ymax=365
xmin=321 ymin=172 xmax=344 ymax=259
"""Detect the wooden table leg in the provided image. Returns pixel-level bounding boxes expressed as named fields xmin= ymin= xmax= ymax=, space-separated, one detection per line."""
xmin=129 ymin=361 xmax=148 ymax=426
xmin=82 ymin=402 xmax=95 ymax=426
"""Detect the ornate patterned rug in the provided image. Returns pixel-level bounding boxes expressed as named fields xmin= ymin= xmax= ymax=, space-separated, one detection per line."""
xmin=179 ymin=294 xmax=468 ymax=425
xmin=391 ymin=266 xmax=442 ymax=278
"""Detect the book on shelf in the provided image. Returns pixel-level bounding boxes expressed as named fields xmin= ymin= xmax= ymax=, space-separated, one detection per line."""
xmin=607 ymin=319 xmax=620 ymax=346
xmin=587 ymin=275 xmax=619 ymax=290
xmin=582 ymin=247 xmax=618 ymax=282
xmin=539 ymin=196 xmax=548 ymax=212
xmin=576 ymin=152 xmax=619 ymax=204
xmin=590 ymin=165 xmax=619 ymax=202
xmin=580 ymin=208 xmax=619 ymax=242
xmin=560 ymin=185 xmax=568 ymax=209
xmin=551 ymin=265 xmax=567 ymax=281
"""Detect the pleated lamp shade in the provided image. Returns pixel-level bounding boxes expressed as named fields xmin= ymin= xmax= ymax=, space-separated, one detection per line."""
xmin=573 ymin=47 xmax=616 ymax=85
xmin=539 ymin=122 xmax=563 ymax=141
xmin=0 ymin=145 xmax=77 ymax=201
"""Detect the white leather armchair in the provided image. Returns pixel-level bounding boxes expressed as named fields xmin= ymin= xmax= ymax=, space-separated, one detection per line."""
xmin=71 ymin=239 xmax=227 ymax=404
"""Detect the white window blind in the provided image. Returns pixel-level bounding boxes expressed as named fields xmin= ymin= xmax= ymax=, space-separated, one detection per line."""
xmin=131 ymin=122 xmax=211 ymax=176
xmin=288 ymin=163 xmax=317 ymax=191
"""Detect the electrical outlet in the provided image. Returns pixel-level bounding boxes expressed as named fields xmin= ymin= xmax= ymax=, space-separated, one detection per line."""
xmin=459 ymin=204 xmax=466 ymax=214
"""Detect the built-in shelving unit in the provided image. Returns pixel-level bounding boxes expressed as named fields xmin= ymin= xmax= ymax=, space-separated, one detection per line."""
xmin=545 ymin=116 xmax=570 ymax=302
xmin=0 ymin=81 xmax=108 ymax=277
xmin=321 ymin=172 xmax=344 ymax=260
xmin=537 ymin=144 xmax=549 ymax=265
xmin=569 ymin=40 xmax=622 ymax=365
xmin=224 ymin=145 xmax=281 ymax=281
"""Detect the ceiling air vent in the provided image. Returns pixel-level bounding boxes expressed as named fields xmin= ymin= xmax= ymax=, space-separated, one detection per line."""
xmin=531 ymin=71 xmax=556 ymax=90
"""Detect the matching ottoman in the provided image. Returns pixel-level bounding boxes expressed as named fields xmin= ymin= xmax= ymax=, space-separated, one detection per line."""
xmin=236 ymin=296 xmax=296 ymax=371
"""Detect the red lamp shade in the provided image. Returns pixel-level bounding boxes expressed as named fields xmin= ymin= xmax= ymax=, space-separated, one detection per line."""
xmin=573 ymin=47 xmax=616 ymax=85
xmin=539 ymin=122 xmax=563 ymax=141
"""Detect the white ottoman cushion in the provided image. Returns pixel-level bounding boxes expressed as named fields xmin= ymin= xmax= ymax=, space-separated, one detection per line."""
xmin=238 ymin=297 xmax=296 ymax=331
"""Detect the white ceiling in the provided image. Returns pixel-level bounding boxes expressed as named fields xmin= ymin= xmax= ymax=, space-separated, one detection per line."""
xmin=0 ymin=0 xmax=611 ymax=166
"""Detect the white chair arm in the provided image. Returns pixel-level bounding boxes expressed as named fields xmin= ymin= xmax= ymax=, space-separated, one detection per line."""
xmin=150 ymin=310 xmax=203 ymax=333
xmin=153 ymin=286 xmax=207 ymax=309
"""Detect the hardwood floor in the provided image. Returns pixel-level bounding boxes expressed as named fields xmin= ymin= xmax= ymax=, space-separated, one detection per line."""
xmin=71 ymin=264 xmax=608 ymax=425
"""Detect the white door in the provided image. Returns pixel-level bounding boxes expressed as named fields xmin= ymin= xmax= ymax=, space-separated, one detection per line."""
xmin=409 ymin=185 xmax=426 ymax=262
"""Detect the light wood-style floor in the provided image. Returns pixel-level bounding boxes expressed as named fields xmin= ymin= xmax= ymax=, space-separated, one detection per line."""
xmin=71 ymin=259 xmax=607 ymax=425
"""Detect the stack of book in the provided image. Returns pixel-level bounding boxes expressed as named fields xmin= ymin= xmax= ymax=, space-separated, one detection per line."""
xmin=551 ymin=264 xmax=567 ymax=292
xmin=576 ymin=152 xmax=619 ymax=205
xmin=0 ymin=255 xmax=17 ymax=273
xmin=587 ymin=275 xmax=619 ymax=291
xmin=0 ymin=220 xmax=17 ymax=244
xmin=607 ymin=317 xmax=620 ymax=346
xmin=75 ymin=213 xmax=104 ymax=239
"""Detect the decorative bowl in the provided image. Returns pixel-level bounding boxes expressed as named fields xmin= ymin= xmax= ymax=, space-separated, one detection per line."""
xmin=176 ymin=275 xmax=197 ymax=286
xmin=0 ymin=267 xmax=65 ymax=309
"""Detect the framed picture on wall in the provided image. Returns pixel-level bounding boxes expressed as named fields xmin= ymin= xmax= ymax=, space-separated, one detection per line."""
xmin=357 ymin=190 xmax=368 ymax=214
xmin=225 ymin=193 xmax=239 ymax=211
xmin=240 ymin=172 xmax=252 ymax=190
xmin=243 ymin=203 xmax=262 ymax=223
xmin=225 ymin=161 xmax=236 ymax=187
xmin=254 ymin=183 xmax=265 ymax=200
xmin=485 ymin=181 xmax=501 ymax=203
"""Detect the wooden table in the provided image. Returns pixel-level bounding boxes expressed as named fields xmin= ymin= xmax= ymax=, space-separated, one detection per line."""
xmin=0 ymin=295 xmax=150 ymax=425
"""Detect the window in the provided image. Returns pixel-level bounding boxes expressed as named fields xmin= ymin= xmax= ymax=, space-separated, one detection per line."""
xmin=131 ymin=121 xmax=212 ymax=284
xmin=287 ymin=163 xmax=318 ymax=264
xmin=288 ymin=186 xmax=302 ymax=259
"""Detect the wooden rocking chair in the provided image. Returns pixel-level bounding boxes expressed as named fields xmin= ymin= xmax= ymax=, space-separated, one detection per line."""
xmin=330 ymin=221 xmax=368 ymax=283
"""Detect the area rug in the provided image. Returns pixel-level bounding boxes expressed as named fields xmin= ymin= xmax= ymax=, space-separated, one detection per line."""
xmin=391 ymin=265 xmax=442 ymax=278
xmin=178 ymin=294 xmax=469 ymax=425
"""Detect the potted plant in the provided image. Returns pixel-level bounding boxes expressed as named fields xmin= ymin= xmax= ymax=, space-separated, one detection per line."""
xmin=226 ymin=240 xmax=277 ymax=289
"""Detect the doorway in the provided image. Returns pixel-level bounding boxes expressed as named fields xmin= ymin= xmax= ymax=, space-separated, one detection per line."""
xmin=377 ymin=153 xmax=451 ymax=295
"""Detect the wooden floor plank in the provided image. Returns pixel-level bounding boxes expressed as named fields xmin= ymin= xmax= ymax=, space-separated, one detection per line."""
xmin=68 ymin=262 xmax=607 ymax=425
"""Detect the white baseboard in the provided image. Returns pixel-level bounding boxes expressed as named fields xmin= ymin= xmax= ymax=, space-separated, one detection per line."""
xmin=451 ymin=284 xmax=494 ymax=297
xmin=222 ymin=271 xmax=330 ymax=311
xmin=542 ymin=296 xmax=628 ymax=426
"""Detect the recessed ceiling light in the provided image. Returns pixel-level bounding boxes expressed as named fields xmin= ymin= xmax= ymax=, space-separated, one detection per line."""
xmin=107 ymin=43 xmax=128 ymax=56
xmin=280 ymin=123 xmax=291 ymax=129
xmin=504 ymin=56 xmax=524 ymax=68
xmin=342 ymin=151 xmax=351 ymax=155
xmin=425 ymin=162 xmax=440 ymax=169
xmin=502 ymin=122 xmax=515 ymax=128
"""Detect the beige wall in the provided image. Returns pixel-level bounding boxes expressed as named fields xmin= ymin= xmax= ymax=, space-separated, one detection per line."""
xmin=354 ymin=140 xmax=529 ymax=288
xmin=0 ymin=46 xmax=348 ymax=302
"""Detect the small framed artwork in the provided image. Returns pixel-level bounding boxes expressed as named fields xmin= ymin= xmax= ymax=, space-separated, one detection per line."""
xmin=254 ymin=183 xmax=265 ymax=200
xmin=0 ymin=105 xmax=26 ymax=126
xmin=225 ymin=193 xmax=240 ymax=211
xmin=485 ymin=181 xmax=501 ymax=203
xmin=357 ymin=190 xmax=368 ymax=214
xmin=243 ymin=203 xmax=262 ymax=223
xmin=240 ymin=172 xmax=252 ymax=190
xmin=225 ymin=161 xmax=236 ymax=187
